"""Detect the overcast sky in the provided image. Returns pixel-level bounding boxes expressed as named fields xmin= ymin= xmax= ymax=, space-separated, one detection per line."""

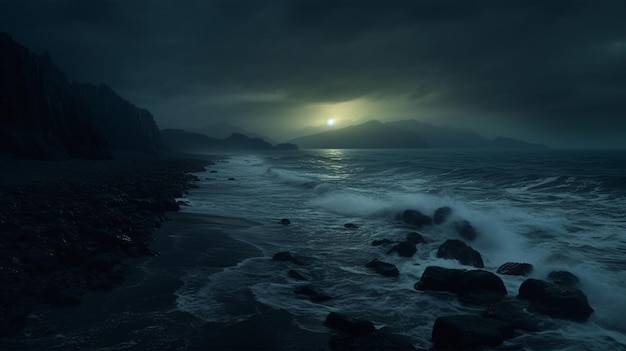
xmin=1 ymin=0 xmax=625 ymax=147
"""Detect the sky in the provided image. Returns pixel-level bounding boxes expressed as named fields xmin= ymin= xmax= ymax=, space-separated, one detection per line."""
xmin=1 ymin=0 xmax=625 ymax=148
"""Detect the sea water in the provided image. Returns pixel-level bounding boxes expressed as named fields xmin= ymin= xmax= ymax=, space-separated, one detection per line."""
xmin=178 ymin=149 xmax=626 ymax=350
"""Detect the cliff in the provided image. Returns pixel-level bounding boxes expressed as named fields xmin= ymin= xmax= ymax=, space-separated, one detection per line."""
xmin=0 ymin=33 xmax=160 ymax=159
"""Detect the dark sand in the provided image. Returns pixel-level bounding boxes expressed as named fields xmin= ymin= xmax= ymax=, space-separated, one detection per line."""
xmin=2 ymin=212 xmax=331 ymax=351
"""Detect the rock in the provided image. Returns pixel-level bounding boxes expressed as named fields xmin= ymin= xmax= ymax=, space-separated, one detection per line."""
xmin=344 ymin=223 xmax=359 ymax=229
xmin=294 ymin=285 xmax=332 ymax=302
xmin=371 ymin=239 xmax=394 ymax=246
xmin=415 ymin=266 xmax=507 ymax=304
xmin=271 ymin=251 xmax=294 ymax=262
xmin=279 ymin=218 xmax=291 ymax=225
xmin=548 ymin=270 xmax=580 ymax=287
xmin=433 ymin=206 xmax=452 ymax=225
xmin=366 ymin=259 xmax=400 ymax=277
xmin=405 ymin=232 xmax=427 ymax=244
xmin=517 ymin=278 xmax=594 ymax=322
xmin=329 ymin=330 xmax=420 ymax=351
xmin=497 ymin=262 xmax=533 ymax=276
xmin=325 ymin=312 xmax=376 ymax=337
xmin=400 ymin=209 xmax=432 ymax=228
xmin=455 ymin=220 xmax=478 ymax=240
xmin=209 ymin=170 xmax=218 ymax=173
xmin=432 ymin=314 xmax=514 ymax=349
xmin=414 ymin=266 xmax=466 ymax=292
xmin=227 ymin=177 xmax=236 ymax=181
xmin=436 ymin=239 xmax=484 ymax=268
xmin=387 ymin=240 xmax=417 ymax=257
xmin=483 ymin=300 xmax=554 ymax=332
xmin=288 ymin=269 xmax=309 ymax=281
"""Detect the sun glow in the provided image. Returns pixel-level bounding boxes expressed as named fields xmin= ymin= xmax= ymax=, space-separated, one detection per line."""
xmin=326 ymin=118 xmax=335 ymax=126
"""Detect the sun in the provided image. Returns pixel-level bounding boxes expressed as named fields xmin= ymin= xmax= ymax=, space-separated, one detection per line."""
xmin=326 ymin=118 xmax=335 ymax=126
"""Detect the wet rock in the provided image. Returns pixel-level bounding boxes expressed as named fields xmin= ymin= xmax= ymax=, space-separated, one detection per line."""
xmin=288 ymin=269 xmax=309 ymax=281
xmin=371 ymin=239 xmax=394 ymax=246
xmin=279 ymin=218 xmax=291 ymax=225
xmin=227 ymin=177 xmax=236 ymax=181
xmin=455 ymin=220 xmax=478 ymax=240
xmin=497 ymin=262 xmax=533 ymax=276
xmin=415 ymin=266 xmax=507 ymax=304
xmin=366 ymin=259 xmax=400 ymax=277
xmin=433 ymin=206 xmax=452 ymax=225
xmin=405 ymin=232 xmax=426 ymax=245
xmin=344 ymin=223 xmax=359 ymax=229
xmin=400 ymin=209 xmax=432 ymax=228
xmin=517 ymin=278 xmax=594 ymax=322
xmin=294 ymin=285 xmax=332 ymax=302
xmin=209 ymin=170 xmax=218 ymax=173
xmin=483 ymin=300 xmax=554 ymax=332
xmin=436 ymin=239 xmax=484 ymax=268
xmin=325 ymin=312 xmax=376 ymax=337
xmin=548 ymin=270 xmax=580 ymax=287
xmin=432 ymin=314 xmax=515 ymax=349
xmin=271 ymin=251 xmax=295 ymax=261
xmin=387 ymin=240 xmax=417 ymax=258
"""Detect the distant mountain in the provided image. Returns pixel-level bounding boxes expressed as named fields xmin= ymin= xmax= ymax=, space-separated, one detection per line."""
xmin=160 ymin=129 xmax=297 ymax=152
xmin=289 ymin=120 xmax=428 ymax=149
xmin=386 ymin=119 xmax=547 ymax=149
xmin=0 ymin=33 xmax=160 ymax=159
xmin=196 ymin=121 xmax=277 ymax=145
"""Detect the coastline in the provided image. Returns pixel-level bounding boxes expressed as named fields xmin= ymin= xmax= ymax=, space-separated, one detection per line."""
xmin=0 ymin=152 xmax=210 ymax=337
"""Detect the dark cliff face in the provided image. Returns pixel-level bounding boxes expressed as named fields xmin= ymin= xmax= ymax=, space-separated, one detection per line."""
xmin=0 ymin=33 xmax=160 ymax=159
xmin=76 ymin=84 xmax=160 ymax=153
xmin=0 ymin=33 xmax=111 ymax=160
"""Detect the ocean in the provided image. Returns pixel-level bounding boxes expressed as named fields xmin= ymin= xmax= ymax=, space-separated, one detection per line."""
xmin=177 ymin=149 xmax=626 ymax=350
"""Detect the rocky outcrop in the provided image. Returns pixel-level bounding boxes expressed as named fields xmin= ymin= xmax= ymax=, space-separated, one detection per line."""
xmin=517 ymin=278 xmax=594 ymax=322
xmin=436 ymin=239 xmax=484 ymax=268
xmin=387 ymin=240 xmax=417 ymax=257
xmin=400 ymin=209 xmax=432 ymax=228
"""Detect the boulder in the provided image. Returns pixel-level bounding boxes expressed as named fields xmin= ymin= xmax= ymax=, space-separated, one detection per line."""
xmin=400 ymin=209 xmax=432 ymax=228
xmin=415 ymin=266 xmax=507 ymax=304
xmin=483 ymin=300 xmax=554 ymax=332
xmin=387 ymin=240 xmax=417 ymax=257
xmin=517 ymin=278 xmax=594 ymax=322
xmin=433 ymin=206 xmax=452 ymax=225
xmin=432 ymin=314 xmax=514 ymax=349
xmin=454 ymin=220 xmax=478 ymax=240
xmin=271 ymin=251 xmax=294 ymax=262
xmin=325 ymin=312 xmax=376 ymax=337
xmin=294 ymin=285 xmax=332 ymax=302
xmin=371 ymin=239 xmax=394 ymax=246
xmin=279 ymin=218 xmax=291 ymax=225
xmin=497 ymin=262 xmax=533 ymax=276
xmin=366 ymin=259 xmax=400 ymax=277
xmin=344 ymin=223 xmax=359 ymax=229
xmin=548 ymin=270 xmax=580 ymax=287
xmin=436 ymin=239 xmax=484 ymax=268
xmin=405 ymin=232 xmax=427 ymax=245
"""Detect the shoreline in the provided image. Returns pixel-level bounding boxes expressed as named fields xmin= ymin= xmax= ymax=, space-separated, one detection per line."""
xmin=0 ymin=152 xmax=211 ymax=337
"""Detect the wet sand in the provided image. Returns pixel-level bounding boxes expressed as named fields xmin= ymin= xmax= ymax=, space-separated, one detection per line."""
xmin=2 ymin=212 xmax=330 ymax=350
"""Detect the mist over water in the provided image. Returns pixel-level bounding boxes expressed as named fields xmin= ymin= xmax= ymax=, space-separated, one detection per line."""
xmin=180 ymin=149 xmax=626 ymax=350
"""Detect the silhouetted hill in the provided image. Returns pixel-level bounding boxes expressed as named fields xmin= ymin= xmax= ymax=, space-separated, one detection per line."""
xmin=0 ymin=33 xmax=161 ymax=159
xmin=160 ymin=129 xmax=297 ymax=152
xmin=289 ymin=120 xmax=428 ymax=149
xmin=386 ymin=119 xmax=547 ymax=149
xmin=197 ymin=121 xmax=277 ymax=144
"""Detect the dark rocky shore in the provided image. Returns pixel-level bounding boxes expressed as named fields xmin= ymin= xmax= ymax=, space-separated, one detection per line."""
xmin=0 ymin=153 xmax=210 ymax=336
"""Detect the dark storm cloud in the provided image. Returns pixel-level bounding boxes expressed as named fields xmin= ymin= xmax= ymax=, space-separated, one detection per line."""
xmin=1 ymin=0 xmax=625 ymax=146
